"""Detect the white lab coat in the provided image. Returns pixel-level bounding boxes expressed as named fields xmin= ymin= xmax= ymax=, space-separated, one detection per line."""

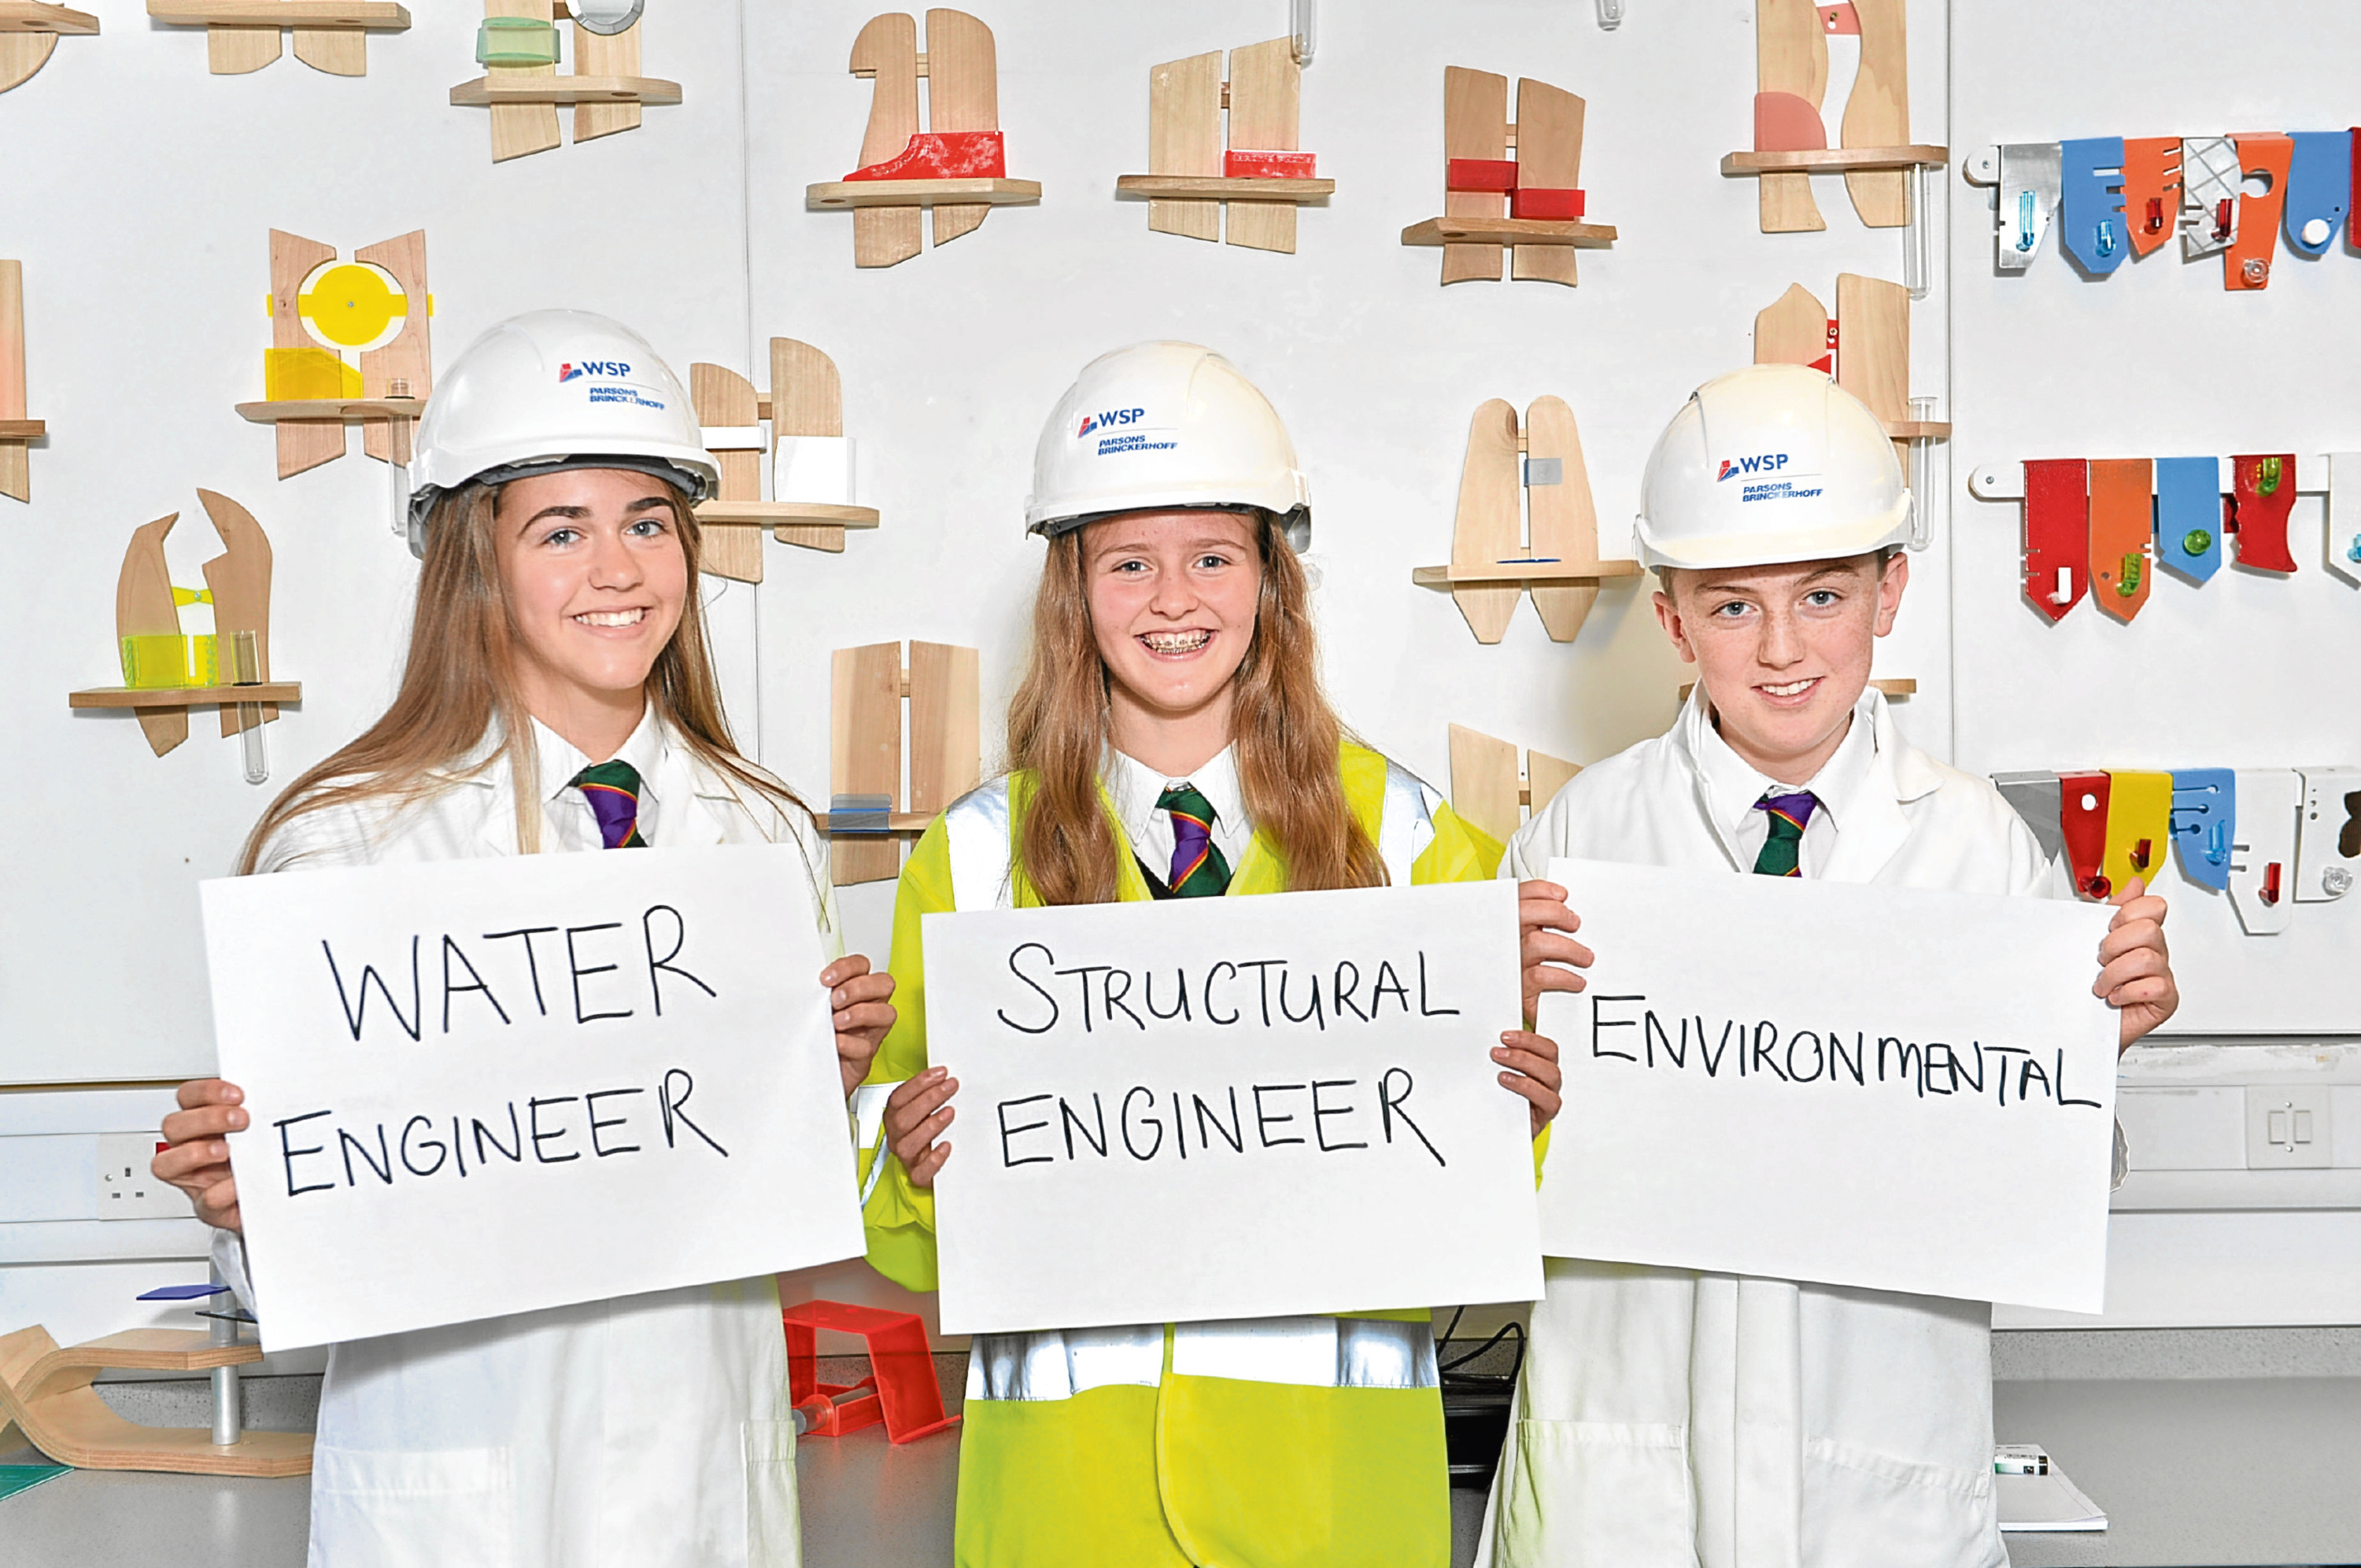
xmin=1483 ymin=688 xmax=2060 ymax=1568
xmin=217 ymin=715 xmax=837 ymax=1568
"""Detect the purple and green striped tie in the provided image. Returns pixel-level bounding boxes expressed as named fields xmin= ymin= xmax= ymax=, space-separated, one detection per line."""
xmin=571 ymin=760 xmax=649 ymax=849
xmin=1156 ymin=783 xmax=1231 ymax=898
xmin=1752 ymin=789 xmax=1817 ymax=876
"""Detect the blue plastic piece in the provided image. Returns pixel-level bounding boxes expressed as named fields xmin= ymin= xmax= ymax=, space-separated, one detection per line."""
xmin=2282 ymin=131 xmax=2352 ymax=256
xmin=2154 ymin=456 xmax=2222 ymax=583
xmin=136 ymin=1282 xmax=232 ymax=1301
xmin=2170 ymin=769 xmax=2236 ymax=891
xmin=2060 ymin=136 xmax=2129 ymax=275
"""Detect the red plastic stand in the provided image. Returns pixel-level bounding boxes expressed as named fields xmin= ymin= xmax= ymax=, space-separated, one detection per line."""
xmin=844 ymin=131 xmax=1007 ymax=182
xmin=782 ymin=1299 xmax=960 ymax=1444
xmin=2227 ymin=453 xmax=2299 ymax=573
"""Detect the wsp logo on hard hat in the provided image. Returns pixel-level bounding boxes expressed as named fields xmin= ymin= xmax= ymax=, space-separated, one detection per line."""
xmin=1717 ymin=454 xmax=1791 ymax=482
xmin=1077 ymin=407 xmax=1147 ymax=440
xmin=560 ymin=359 xmax=630 ymax=384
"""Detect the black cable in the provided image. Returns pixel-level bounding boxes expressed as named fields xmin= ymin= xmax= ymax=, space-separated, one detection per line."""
xmin=1439 ymin=1319 xmax=1524 ymax=1380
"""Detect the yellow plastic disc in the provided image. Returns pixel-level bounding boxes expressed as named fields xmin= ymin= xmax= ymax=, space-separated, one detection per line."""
xmin=297 ymin=262 xmax=407 ymax=350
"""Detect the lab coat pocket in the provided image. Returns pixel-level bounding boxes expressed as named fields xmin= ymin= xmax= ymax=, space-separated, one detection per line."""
xmin=1492 ymin=1419 xmax=1693 ymax=1566
xmin=307 ymin=1442 xmax=513 ymax=1568
xmin=1801 ymin=1437 xmax=2004 ymax=1568
xmin=742 ymin=1418 xmax=804 ymax=1567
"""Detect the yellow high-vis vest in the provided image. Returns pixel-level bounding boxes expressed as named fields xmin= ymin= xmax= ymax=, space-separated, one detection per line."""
xmin=856 ymin=741 xmax=1504 ymax=1568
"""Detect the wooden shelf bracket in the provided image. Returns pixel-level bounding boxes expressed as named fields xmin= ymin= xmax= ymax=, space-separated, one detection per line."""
xmin=0 ymin=3 xmax=98 ymax=94
xmin=1121 ymin=37 xmax=1328 ymax=253
xmin=1405 ymin=67 xmax=1613 ymax=287
xmin=257 ymin=228 xmax=430 ymax=483
xmin=1733 ymin=0 xmax=1939 ymax=233
xmin=0 ymin=260 xmax=39 ymax=501
xmin=0 ymin=1323 xmax=312 ymax=1477
xmin=146 ymin=0 xmax=408 ymax=78
xmin=453 ymin=1 xmax=672 ymax=161
xmin=688 ymin=338 xmax=884 ymax=584
xmin=823 ymin=640 xmax=981 ymax=884
xmin=1447 ymin=724 xmax=1584 ymax=848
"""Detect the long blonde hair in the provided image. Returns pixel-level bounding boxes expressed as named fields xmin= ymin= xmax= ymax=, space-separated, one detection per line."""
xmin=1003 ymin=511 xmax=1382 ymax=905
xmin=239 ymin=479 xmax=804 ymax=872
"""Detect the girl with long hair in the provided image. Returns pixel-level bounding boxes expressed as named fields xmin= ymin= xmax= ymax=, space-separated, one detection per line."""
xmin=150 ymin=312 xmax=892 ymax=1567
xmin=855 ymin=343 xmax=1565 ymax=1568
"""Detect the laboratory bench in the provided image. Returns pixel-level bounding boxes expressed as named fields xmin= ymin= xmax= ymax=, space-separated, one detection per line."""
xmin=6 ymin=1376 xmax=2357 ymax=1566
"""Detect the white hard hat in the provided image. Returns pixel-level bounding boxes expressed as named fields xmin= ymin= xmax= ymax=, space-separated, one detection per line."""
xmin=406 ymin=309 xmax=718 ymax=558
xmin=1632 ymin=363 xmax=1919 ymax=572
xmin=1024 ymin=341 xmax=1312 ymax=547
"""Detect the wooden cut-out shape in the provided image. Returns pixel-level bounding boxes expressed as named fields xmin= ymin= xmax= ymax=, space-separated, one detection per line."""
xmin=2101 ymin=769 xmax=2173 ymax=897
xmin=2326 ymin=452 xmax=2361 ymax=588
xmin=2058 ymin=136 xmax=2127 ymax=275
xmin=1448 ymin=724 xmax=1581 ymax=847
xmin=2293 ymin=766 xmax=2361 ymax=903
xmin=1833 ymin=272 xmax=1908 ymax=465
xmin=2022 ymin=459 xmax=2089 ymax=622
xmin=0 ymin=258 xmax=36 ymax=502
xmin=1736 ymin=0 xmax=1941 ymax=228
xmin=2228 ymin=453 xmax=2297 ymax=572
xmin=2168 ymin=768 xmax=2234 ymax=891
xmin=2119 ymin=136 xmax=2181 ymax=258
xmin=0 ymin=1325 xmax=310 ymax=1477
xmin=771 ymin=337 xmax=864 ymax=552
xmin=1449 ymin=399 xmax=1523 ymax=641
xmin=809 ymin=11 xmax=1035 ymax=266
xmin=2057 ymin=769 xmax=2112 ymax=900
xmin=116 ymin=513 xmax=190 ymax=758
xmin=827 ymin=640 xmax=979 ymax=884
xmin=256 ymin=229 xmax=429 ymax=478
xmin=198 ymin=489 xmax=276 ymax=736
xmin=2224 ymin=134 xmax=2293 ymax=290
xmin=2227 ymin=769 xmax=2300 ymax=935
xmin=1838 ymin=0 xmax=1907 ymax=225
xmin=1407 ymin=68 xmax=1613 ymax=281
xmin=1992 ymin=770 xmax=2066 ymax=864
xmin=0 ymin=3 xmax=97 ymax=94
xmin=1524 ymin=395 xmax=1605 ymax=637
xmin=688 ymin=363 xmax=764 ymax=585
xmin=2281 ymin=131 xmax=2350 ymax=256
xmin=1129 ymin=38 xmax=1328 ymax=253
xmin=2086 ymin=457 xmax=2153 ymax=622
xmin=1753 ymin=282 xmax=1832 ymax=371
xmin=147 ymin=0 xmax=408 ymax=77
xmin=451 ymin=0 xmax=677 ymax=161
xmin=2153 ymin=455 xmax=2221 ymax=582
xmin=1755 ymin=0 xmax=1827 ymax=231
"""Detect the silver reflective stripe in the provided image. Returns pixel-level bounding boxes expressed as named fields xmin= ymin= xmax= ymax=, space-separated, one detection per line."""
xmin=1171 ymin=1315 xmax=1438 ymax=1390
xmin=966 ymin=1323 xmax=1164 ymax=1401
xmin=849 ymin=1082 xmax=900 ymax=1206
xmin=1376 ymin=760 xmax=1441 ymax=885
xmin=942 ymin=779 xmax=1015 ymax=913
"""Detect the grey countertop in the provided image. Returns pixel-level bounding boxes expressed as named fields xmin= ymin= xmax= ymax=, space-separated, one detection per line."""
xmin=6 ymin=1376 xmax=2355 ymax=1566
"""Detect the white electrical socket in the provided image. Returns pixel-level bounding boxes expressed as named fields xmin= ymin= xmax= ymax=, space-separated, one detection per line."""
xmin=2245 ymin=1086 xmax=2335 ymax=1170
xmin=94 ymin=1132 xmax=188 ymax=1219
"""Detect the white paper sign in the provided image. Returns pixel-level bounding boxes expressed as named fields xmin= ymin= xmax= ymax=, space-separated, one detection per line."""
xmin=202 ymin=845 xmax=864 ymax=1351
xmin=1538 ymin=858 xmax=2119 ymax=1312
xmin=925 ymin=881 xmax=1543 ymax=1334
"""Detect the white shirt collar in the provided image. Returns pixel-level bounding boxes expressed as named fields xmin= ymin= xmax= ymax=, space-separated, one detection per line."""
xmin=1692 ymin=684 xmax=1881 ymax=843
xmin=537 ymin=705 xmax=667 ymax=837
xmin=1106 ymin=742 xmax=1245 ymax=842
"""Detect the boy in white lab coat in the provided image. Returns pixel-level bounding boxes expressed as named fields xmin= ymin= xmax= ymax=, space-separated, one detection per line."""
xmin=1483 ymin=364 xmax=2178 ymax=1568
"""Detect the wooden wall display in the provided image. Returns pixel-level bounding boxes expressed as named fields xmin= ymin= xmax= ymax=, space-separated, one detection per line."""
xmin=688 ymin=337 xmax=884 ymax=584
xmin=1447 ymin=723 xmax=1582 ymax=847
xmin=1400 ymin=68 xmax=1616 ymax=285
xmin=1117 ymin=37 xmax=1333 ymax=254
xmin=68 ymin=492 xmax=299 ymax=758
xmin=1724 ymin=0 xmax=1945 ymax=233
xmin=826 ymin=640 xmax=980 ymax=884
xmin=0 ymin=260 xmax=42 ymax=502
xmin=805 ymin=10 xmax=1040 ymax=267
xmin=146 ymin=0 xmax=408 ymax=78
xmin=0 ymin=1324 xmax=310 ymax=1477
xmin=1414 ymin=396 xmax=1639 ymax=644
xmin=1751 ymin=274 xmax=1949 ymax=460
xmin=235 ymin=229 xmax=430 ymax=481
xmin=450 ymin=0 xmax=679 ymax=163
xmin=0 ymin=2 xmax=97 ymax=94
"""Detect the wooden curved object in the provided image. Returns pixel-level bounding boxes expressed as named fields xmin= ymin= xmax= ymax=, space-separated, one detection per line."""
xmin=0 ymin=1325 xmax=312 ymax=1477
xmin=115 ymin=512 xmax=188 ymax=757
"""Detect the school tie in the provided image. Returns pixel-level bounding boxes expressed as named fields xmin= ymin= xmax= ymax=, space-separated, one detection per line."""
xmin=1156 ymin=783 xmax=1231 ymax=897
xmin=571 ymin=760 xmax=649 ymax=849
xmin=1752 ymin=789 xmax=1817 ymax=877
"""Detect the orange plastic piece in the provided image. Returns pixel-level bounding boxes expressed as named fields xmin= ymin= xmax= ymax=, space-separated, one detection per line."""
xmin=2059 ymin=770 xmax=2113 ymax=901
xmin=1819 ymin=3 xmax=1861 ymax=34
xmin=2228 ymin=454 xmax=2299 ymax=573
xmin=2225 ymin=134 xmax=2293 ymax=290
xmin=1753 ymin=90 xmax=1827 ymax=153
xmin=781 ymin=1299 xmax=960 ymax=1444
xmin=844 ymin=130 xmax=1006 ymax=182
xmin=1225 ymin=149 xmax=1317 ymax=179
xmin=2086 ymin=458 xmax=2154 ymax=623
xmin=2121 ymin=137 xmax=2182 ymax=258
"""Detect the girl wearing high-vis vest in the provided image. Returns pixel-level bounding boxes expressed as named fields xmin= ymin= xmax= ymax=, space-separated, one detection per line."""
xmin=857 ymin=341 xmax=1566 ymax=1568
xmin=150 ymin=312 xmax=894 ymax=1568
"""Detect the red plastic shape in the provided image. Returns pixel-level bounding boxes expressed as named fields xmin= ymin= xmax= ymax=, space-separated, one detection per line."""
xmin=2228 ymin=454 xmax=2299 ymax=573
xmin=1224 ymin=149 xmax=1317 ymax=179
xmin=2059 ymin=772 xmax=2113 ymax=901
xmin=844 ymin=131 xmax=1007 ymax=182
xmin=1512 ymin=186 xmax=1587 ymax=220
xmin=781 ymin=1298 xmax=961 ymax=1444
xmin=2022 ymin=459 xmax=2090 ymax=623
xmin=1446 ymin=157 xmax=1519 ymax=193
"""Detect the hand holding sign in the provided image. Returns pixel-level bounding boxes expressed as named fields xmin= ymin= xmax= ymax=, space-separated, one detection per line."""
xmin=2095 ymin=878 xmax=2178 ymax=1047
